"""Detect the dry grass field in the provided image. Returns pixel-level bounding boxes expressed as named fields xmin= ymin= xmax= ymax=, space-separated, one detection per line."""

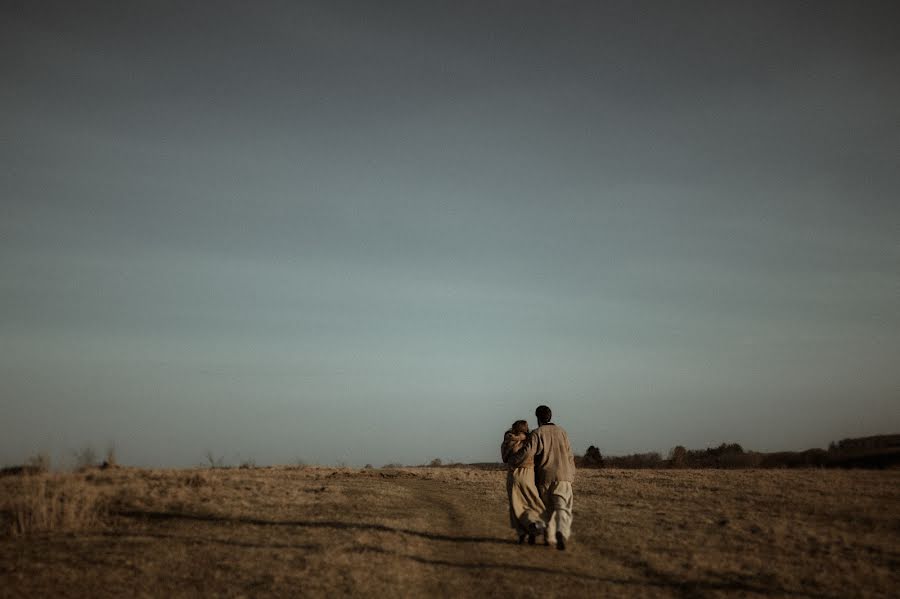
xmin=1 ymin=466 xmax=897 ymax=598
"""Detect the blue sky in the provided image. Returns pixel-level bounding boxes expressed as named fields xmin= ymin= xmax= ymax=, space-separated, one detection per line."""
xmin=2 ymin=1 xmax=898 ymax=467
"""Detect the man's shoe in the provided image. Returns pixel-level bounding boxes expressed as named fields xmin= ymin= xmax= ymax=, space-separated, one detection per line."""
xmin=527 ymin=534 xmax=536 ymax=545
xmin=556 ymin=531 xmax=567 ymax=551
xmin=518 ymin=534 xmax=527 ymax=545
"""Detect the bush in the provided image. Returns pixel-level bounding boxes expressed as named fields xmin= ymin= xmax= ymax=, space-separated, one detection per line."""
xmin=72 ymin=445 xmax=98 ymax=470
xmin=102 ymin=444 xmax=118 ymax=469
xmin=5 ymin=475 xmax=106 ymax=536
xmin=677 ymin=443 xmax=747 ymax=468
xmin=181 ymin=472 xmax=209 ymax=488
xmin=605 ymin=452 xmax=663 ymax=469
xmin=581 ymin=446 xmax=604 ymax=468
xmin=26 ymin=452 xmax=51 ymax=473
xmin=1 ymin=452 xmax=53 ymax=477
xmin=205 ymin=452 xmax=226 ymax=469
xmin=759 ymin=449 xmax=829 ymax=468
xmin=718 ymin=451 xmax=763 ymax=469
xmin=668 ymin=446 xmax=687 ymax=468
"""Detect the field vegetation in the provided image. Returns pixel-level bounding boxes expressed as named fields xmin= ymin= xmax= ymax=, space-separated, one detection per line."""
xmin=1 ymin=465 xmax=897 ymax=597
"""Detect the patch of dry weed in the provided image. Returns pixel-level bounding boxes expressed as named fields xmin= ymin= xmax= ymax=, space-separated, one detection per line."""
xmin=3 ymin=474 xmax=107 ymax=536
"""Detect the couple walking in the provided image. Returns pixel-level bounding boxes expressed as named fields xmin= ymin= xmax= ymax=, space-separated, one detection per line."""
xmin=501 ymin=405 xmax=575 ymax=550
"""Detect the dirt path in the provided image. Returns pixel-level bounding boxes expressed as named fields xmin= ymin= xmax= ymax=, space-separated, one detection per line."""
xmin=385 ymin=477 xmax=615 ymax=596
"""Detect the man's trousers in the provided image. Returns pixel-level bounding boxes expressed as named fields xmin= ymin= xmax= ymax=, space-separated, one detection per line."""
xmin=539 ymin=480 xmax=573 ymax=542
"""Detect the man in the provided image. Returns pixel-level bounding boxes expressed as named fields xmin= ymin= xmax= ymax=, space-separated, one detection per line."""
xmin=511 ymin=405 xmax=576 ymax=550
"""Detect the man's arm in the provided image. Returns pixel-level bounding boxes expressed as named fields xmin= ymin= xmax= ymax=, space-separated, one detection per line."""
xmin=564 ymin=431 xmax=576 ymax=470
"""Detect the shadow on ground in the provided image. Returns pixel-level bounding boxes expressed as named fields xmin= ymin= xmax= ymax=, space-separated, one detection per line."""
xmin=113 ymin=509 xmax=828 ymax=598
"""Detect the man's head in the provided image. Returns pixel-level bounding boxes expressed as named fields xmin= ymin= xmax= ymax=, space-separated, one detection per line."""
xmin=535 ymin=405 xmax=552 ymax=425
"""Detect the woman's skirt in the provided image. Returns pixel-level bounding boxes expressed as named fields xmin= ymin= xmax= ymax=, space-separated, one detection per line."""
xmin=506 ymin=466 xmax=546 ymax=533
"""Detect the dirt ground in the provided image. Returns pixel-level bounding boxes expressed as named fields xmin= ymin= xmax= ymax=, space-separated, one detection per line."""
xmin=1 ymin=467 xmax=897 ymax=598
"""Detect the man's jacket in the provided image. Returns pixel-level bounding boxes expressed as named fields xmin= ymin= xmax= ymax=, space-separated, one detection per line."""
xmin=511 ymin=423 xmax=576 ymax=486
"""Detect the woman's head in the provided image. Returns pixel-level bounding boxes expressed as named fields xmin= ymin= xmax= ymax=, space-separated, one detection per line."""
xmin=511 ymin=419 xmax=529 ymax=435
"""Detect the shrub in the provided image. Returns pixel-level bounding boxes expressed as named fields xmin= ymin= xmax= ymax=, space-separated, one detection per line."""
xmin=759 ymin=449 xmax=828 ymax=468
xmin=183 ymin=473 xmax=208 ymax=487
xmin=718 ymin=451 xmax=763 ymax=468
xmin=605 ymin=452 xmax=663 ymax=469
xmin=681 ymin=443 xmax=747 ymax=468
xmin=204 ymin=452 xmax=226 ymax=469
xmin=102 ymin=444 xmax=118 ymax=469
xmin=26 ymin=452 xmax=51 ymax=473
xmin=72 ymin=445 xmax=98 ymax=470
xmin=5 ymin=475 xmax=106 ymax=536
xmin=668 ymin=446 xmax=687 ymax=468
xmin=1 ymin=453 xmax=52 ymax=477
xmin=581 ymin=446 xmax=604 ymax=468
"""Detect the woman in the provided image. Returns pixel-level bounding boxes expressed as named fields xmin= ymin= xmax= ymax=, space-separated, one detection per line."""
xmin=501 ymin=419 xmax=546 ymax=544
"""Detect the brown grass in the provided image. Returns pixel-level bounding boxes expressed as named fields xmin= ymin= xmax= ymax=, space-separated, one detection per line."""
xmin=1 ymin=467 xmax=897 ymax=597
xmin=3 ymin=474 xmax=107 ymax=536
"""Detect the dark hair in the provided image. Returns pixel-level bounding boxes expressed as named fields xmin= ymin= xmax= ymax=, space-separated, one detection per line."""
xmin=535 ymin=405 xmax=552 ymax=424
xmin=511 ymin=420 xmax=529 ymax=434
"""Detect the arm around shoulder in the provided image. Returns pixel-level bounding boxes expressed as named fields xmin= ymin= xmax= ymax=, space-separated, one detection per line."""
xmin=508 ymin=430 xmax=540 ymax=467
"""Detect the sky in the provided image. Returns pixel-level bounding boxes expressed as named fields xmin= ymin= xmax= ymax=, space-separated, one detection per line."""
xmin=2 ymin=1 xmax=899 ymax=468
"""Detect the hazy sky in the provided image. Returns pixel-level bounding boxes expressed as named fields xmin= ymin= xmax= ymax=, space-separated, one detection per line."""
xmin=2 ymin=1 xmax=898 ymax=468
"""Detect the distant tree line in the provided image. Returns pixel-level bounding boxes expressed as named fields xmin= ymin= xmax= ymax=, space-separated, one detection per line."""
xmin=575 ymin=435 xmax=900 ymax=470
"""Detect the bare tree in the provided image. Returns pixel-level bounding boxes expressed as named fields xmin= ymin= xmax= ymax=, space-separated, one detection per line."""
xmin=204 ymin=451 xmax=226 ymax=469
xmin=73 ymin=445 xmax=98 ymax=469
